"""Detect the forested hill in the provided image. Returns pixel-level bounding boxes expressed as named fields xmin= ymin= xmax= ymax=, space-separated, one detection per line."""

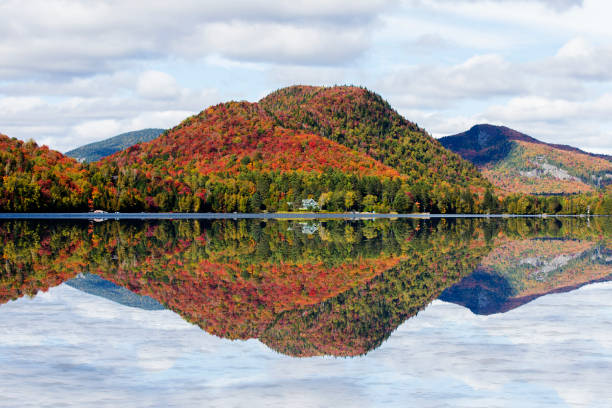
xmin=440 ymin=217 xmax=612 ymax=314
xmin=102 ymin=100 xmax=416 ymax=212
xmin=103 ymin=87 xmax=491 ymax=213
xmin=440 ymin=124 xmax=612 ymax=194
xmin=2 ymin=87 xmax=611 ymax=214
xmin=65 ymin=128 xmax=165 ymax=162
xmin=259 ymin=85 xmax=488 ymax=189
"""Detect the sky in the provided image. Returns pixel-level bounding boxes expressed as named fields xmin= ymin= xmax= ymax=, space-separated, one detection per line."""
xmin=1 ymin=0 xmax=612 ymax=154
xmin=2 ymin=282 xmax=612 ymax=406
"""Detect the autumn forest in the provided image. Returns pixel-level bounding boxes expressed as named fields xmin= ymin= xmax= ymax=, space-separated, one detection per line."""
xmin=1 ymin=86 xmax=611 ymax=214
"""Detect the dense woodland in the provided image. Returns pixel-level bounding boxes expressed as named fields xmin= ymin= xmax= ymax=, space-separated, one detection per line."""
xmin=0 ymin=134 xmax=91 ymax=211
xmin=1 ymin=86 xmax=611 ymax=214
xmin=481 ymin=140 xmax=612 ymax=194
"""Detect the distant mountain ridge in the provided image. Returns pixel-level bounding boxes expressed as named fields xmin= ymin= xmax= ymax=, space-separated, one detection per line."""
xmin=440 ymin=124 xmax=612 ymax=194
xmin=440 ymin=124 xmax=612 ymax=165
xmin=65 ymin=128 xmax=165 ymax=162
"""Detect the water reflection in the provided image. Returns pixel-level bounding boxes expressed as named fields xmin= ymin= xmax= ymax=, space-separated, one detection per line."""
xmin=1 ymin=217 xmax=611 ymax=356
xmin=441 ymin=222 xmax=612 ymax=314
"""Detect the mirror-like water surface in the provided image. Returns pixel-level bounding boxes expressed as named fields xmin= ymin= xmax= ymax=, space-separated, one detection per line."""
xmin=1 ymin=217 xmax=611 ymax=407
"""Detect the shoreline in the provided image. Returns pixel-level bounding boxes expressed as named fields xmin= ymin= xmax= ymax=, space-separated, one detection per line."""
xmin=0 ymin=212 xmax=604 ymax=220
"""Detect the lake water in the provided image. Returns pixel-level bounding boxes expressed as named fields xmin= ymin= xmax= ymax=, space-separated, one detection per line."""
xmin=0 ymin=217 xmax=611 ymax=407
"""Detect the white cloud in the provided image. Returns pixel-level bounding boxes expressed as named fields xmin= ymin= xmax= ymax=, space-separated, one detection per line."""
xmin=0 ymin=0 xmax=392 ymax=78
xmin=137 ymin=71 xmax=180 ymax=100
xmin=0 ymin=72 xmax=136 ymax=98
xmin=267 ymin=66 xmax=356 ymax=90
xmin=381 ymin=35 xmax=612 ymax=108
xmin=426 ymin=0 xmax=584 ymax=12
xmin=556 ymin=37 xmax=593 ymax=58
xmin=380 ymin=54 xmax=521 ymax=109
xmin=0 ymin=0 xmax=612 ymax=154
xmin=404 ymin=33 xmax=454 ymax=54
xmin=194 ymin=22 xmax=370 ymax=65
xmin=536 ymin=0 xmax=583 ymax=10
xmin=124 ymin=110 xmax=196 ymax=132
xmin=480 ymin=93 xmax=612 ymax=129
xmin=0 ymin=71 xmax=220 ymax=151
xmin=0 ymin=97 xmax=45 ymax=116
xmin=546 ymin=38 xmax=612 ymax=81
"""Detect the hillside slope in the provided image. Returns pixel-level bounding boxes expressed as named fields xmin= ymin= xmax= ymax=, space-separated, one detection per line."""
xmin=259 ymin=86 xmax=489 ymax=190
xmin=0 ymin=134 xmax=90 ymax=211
xmin=109 ymin=102 xmax=400 ymax=178
xmin=1 ymin=88 xmax=491 ymax=214
xmin=440 ymin=124 xmax=612 ymax=194
xmin=65 ymin=128 xmax=165 ymax=162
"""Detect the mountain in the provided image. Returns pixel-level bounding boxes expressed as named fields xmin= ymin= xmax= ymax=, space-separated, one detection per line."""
xmin=65 ymin=128 xmax=165 ymax=162
xmin=440 ymin=124 xmax=612 ymax=195
xmin=3 ymin=85 xmax=492 ymax=213
xmin=104 ymin=100 xmax=409 ymax=212
xmin=259 ymin=85 xmax=488 ymax=190
xmin=109 ymin=102 xmax=401 ymax=179
xmin=103 ymin=88 xmax=491 ymax=213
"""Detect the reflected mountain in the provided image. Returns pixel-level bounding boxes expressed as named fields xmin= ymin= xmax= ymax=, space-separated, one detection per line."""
xmin=65 ymin=273 xmax=164 ymax=310
xmin=1 ymin=217 xmax=610 ymax=356
xmin=440 ymin=233 xmax=612 ymax=314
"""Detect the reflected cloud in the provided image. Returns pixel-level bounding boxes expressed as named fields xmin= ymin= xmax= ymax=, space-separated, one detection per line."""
xmin=1 ymin=279 xmax=611 ymax=406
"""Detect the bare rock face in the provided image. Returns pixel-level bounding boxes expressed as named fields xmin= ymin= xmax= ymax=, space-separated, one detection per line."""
xmin=519 ymin=157 xmax=581 ymax=182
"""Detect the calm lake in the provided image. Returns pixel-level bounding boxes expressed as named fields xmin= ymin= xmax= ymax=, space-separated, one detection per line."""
xmin=1 ymin=217 xmax=611 ymax=407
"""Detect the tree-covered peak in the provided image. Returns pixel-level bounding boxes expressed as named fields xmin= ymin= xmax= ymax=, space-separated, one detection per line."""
xmin=260 ymin=85 xmax=489 ymax=189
